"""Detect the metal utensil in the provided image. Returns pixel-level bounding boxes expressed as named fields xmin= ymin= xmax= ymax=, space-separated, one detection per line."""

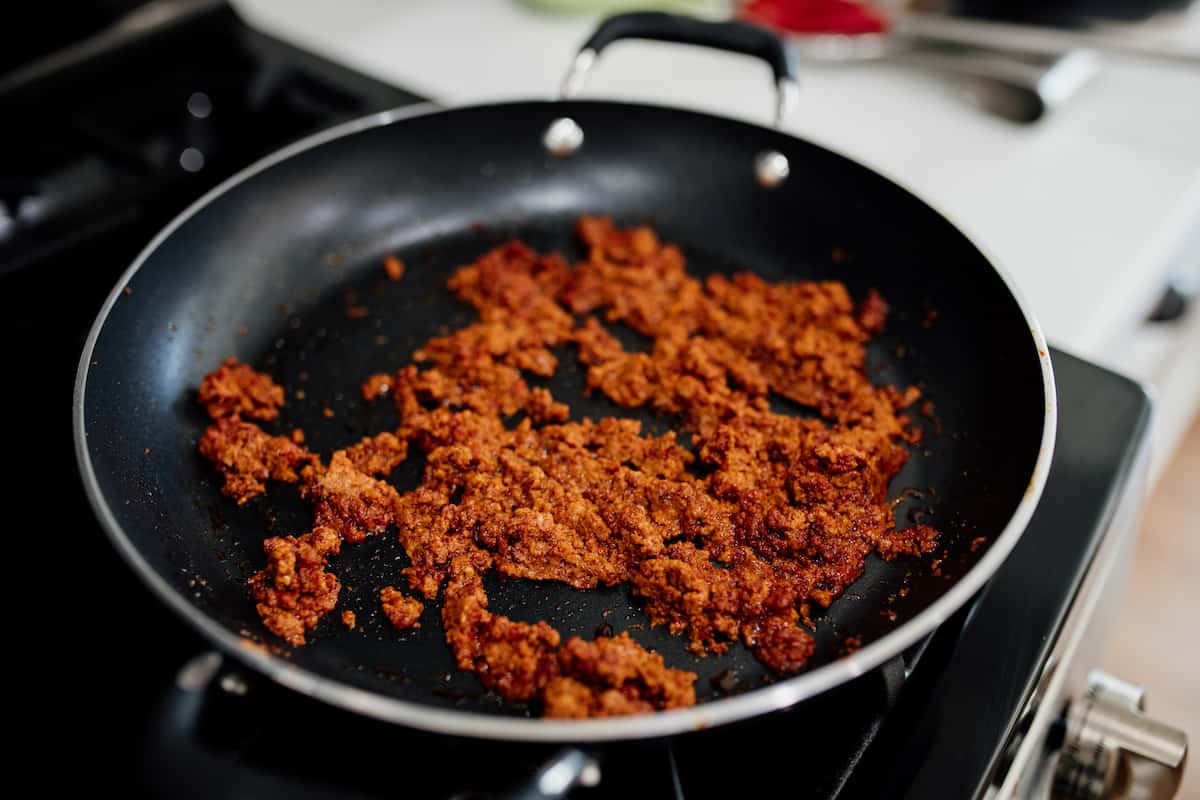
xmin=893 ymin=42 xmax=1101 ymax=123
xmin=789 ymin=32 xmax=1100 ymax=123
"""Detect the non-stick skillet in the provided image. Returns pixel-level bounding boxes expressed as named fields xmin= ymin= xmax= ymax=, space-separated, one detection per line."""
xmin=74 ymin=11 xmax=1055 ymax=746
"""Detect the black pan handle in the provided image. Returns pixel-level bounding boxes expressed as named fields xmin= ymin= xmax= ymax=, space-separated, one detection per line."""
xmin=550 ymin=11 xmax=798 ymax=187
xmin=561 ymin=11 xmax=798 ymax=128
xmin=579 ymin=11 xmax=795 ymax=85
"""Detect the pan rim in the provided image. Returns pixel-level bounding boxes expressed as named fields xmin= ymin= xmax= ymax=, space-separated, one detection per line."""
xmin=74 ymin=99 xmax=1057 ymax=742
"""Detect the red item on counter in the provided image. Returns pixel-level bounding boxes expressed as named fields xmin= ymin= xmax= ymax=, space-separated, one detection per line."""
xmin=741 ymin=0 xmax=890 ymax=35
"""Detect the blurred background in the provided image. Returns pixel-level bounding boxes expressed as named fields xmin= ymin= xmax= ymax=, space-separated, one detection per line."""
xmin=2 ymin=1 xmax=1197 ymax=797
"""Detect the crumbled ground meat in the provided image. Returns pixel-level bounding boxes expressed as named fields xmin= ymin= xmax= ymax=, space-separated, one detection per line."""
xmin=342 ymin=610 xmax=357 ymax=629
xmin=525 ymin=386 xmax=570 ymax=424
xmin=198 ymin=415 xmax=316 ymax=504
xmin=741 ymin=615 xmax=816 ymax=673
xmin=361 ymin=372 xmax=393 ymax=402
xmin=199 ymin=218 xmax=939 ymax=718
xmin=544 ymin=633 xmax=697 ymax=718
xmin=442 ymin=562 xmax=561 ymax=701
xmin=380 ymin=586 xmax=424 ymax=630
xmin=446 ymin=241 xmax=574 ymax=331
xmin=877 ymin=524 xmax=940 ymax=560
xmin=247 ymin=527 xmax=341 ymax=646
xmin=343 ymin=431 xmax=408 ymax=476
xmin=857 ymin=289 xmax=890 ymax=335
xmin=198 ymin=357 xmax=285 ymax=420
xmin=384 ymin=254 xmax=405 ymax=281
xmin=302 ymin=451 xmax=400 ymax=544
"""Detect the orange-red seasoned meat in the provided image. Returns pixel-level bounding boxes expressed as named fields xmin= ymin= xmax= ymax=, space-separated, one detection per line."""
xmin=199 ymin=219 xmax=939 ymax=718
xmin=198 ymin=357 xmax=285 ymax=421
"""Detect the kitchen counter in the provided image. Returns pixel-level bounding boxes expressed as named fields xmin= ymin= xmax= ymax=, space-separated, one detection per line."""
xmin=233 ymin=0 xmax=1200 ymax=477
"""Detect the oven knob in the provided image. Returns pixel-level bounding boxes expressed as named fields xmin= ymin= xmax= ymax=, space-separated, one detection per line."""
xmin=1052 ymin=670 xmax=1188 ymax=799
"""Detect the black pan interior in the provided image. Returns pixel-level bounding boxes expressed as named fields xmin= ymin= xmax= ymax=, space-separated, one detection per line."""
xmin=80 ymin=101 xmax=1047 ymax=717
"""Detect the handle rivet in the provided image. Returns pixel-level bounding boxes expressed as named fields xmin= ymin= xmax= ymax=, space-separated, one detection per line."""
xmin=755 ymin=150 xmax=790 ymax=188
xmin=544 ymin=117 xmax=584 ymax=157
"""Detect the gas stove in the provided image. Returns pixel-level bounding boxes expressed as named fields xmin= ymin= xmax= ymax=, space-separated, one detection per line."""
xmin=4 ymin=3 xmax=1186 ymax=798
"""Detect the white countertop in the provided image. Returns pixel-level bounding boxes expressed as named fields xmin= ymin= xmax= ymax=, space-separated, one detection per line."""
xmin=234 ymin=0 xmax=1200 ymax=365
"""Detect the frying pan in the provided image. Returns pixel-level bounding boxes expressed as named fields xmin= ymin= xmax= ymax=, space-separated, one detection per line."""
xmin=74 ymin=12 xmax=1055 ymax=744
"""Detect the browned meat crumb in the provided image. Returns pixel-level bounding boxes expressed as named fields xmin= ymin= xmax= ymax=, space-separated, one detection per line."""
xmin=198 ymin=416 xmax=316 ymax=504
xmin=198 ymin=357 xmax=285 ymax=421
xmin=857 ymin=289 xmax=889 ymax=335
xmin=342 ymin=610 xmax=357 ymax=629
xmin=383 ymin=254 xmax=405 ymax=281
xmin=380 ymin=586 xmax=424 ymax=630
xmin=877 ymin=524 xmax=940 ymax=560
xmin=525 ymin=387 xmax=570 ymax=424
xmin=343 ymin=431 xmax=408 ymax=476
xmin=302 ymin=451 xmax=399 ymax=543
xmin=446 ymin=241 xmax=573 ymax=331
xmin=361 ymin=372 xmax=393 ymax=401
xmin=442 ymin=563 xmax=560 ymax=701
xmin=247 ymin=527 xmax=341 ymax=646
xmin=543 ymin=633 xmax=697 ymax=718
xmin=415 ymin=319 xmax=566 ymax=378
xmin=741 ymin=615 xmax=815 ymax=673
xmin=572 ymin=317 xmax=625 ymax=365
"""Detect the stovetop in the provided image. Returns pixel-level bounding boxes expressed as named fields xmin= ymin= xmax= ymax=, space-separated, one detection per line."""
xmin=66 ymin=350 xmax=1140 ymax=800
xmin=4 ymin=4 xmax=1152 ymax=798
